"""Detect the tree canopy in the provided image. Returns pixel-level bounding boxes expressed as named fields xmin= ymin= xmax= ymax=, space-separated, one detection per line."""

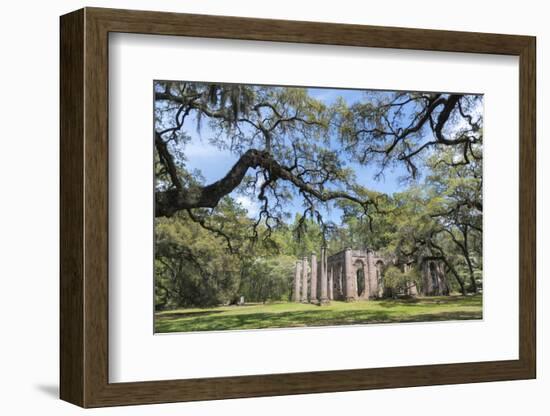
xmin=154 ymin=81 xmax=483 ymax=308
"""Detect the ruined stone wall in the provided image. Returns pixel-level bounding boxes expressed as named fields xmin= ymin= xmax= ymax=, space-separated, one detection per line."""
xmin=293 ymin=248 xmax=449 ymax=303
xmin=421 ymin=260 xmax=450 ymax=296
xmin=326 ymin=248 xmax=385 ymax=301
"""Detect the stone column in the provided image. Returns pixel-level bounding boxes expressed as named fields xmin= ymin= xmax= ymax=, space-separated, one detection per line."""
xmin=319 ymin=246 xmax=329 ymax=305
xmin=294 ymin=261 xmax=302 ymax=302
xmin=310 ymin=253 xmax=318 ymax=303
xmin=362 ymin=259 xmax=370 ymax=300
xmin=328 ymin=267 xmax=334 ymax=300
xmin=342 ymin=258 xmax=347 ymax=298
xmin=437 ymin=262 xmax=449 ymax=295
xmin=402 ymin=264 xmax=408 ymax=295
xmin=422 ymin=261 xmax=429 ymax=295
xmin=366 ymin=252 xmax=375 ymax=299
xmin=423 ymin=261 xmax=435 ymax=295
xmin=301 ymin=257 xmax=309 ymax=303
xmin=338 ymin=264 xmax=343 ymax=299
xmin=377 ymin=261 xmax=385 ymax=297
xmin=344 ymin=247 xmax=355 ymax=301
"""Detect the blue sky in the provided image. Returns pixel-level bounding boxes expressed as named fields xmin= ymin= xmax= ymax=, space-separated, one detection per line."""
xmin=181 ymin=86 xmax=411 ymax=222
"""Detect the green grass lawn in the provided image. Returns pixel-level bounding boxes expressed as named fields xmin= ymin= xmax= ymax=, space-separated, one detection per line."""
xmin=155 ymin=295 xmax=482 ymax=333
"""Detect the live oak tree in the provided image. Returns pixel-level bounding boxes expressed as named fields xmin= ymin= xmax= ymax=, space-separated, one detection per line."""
xmin=384 ymin=188 xmax=472 ymax=296
xmin=155 ymin=82 xmax=481 ymax=233
xmin=337 ymin=91 xmax=483 ymax=180
xmin=155 ymin=199 xmax=250 ymax=308
xmin=154 ymin=82 xmax=360 ymax=230
xmin=154 ymin=82 xmax=483 ymax=307
xmin=427 ymin=147 xmax=483 ymax=292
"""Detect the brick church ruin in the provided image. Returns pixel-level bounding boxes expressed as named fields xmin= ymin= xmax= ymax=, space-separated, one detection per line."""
xmin=293 ymin=247 xmax=449 ymax=304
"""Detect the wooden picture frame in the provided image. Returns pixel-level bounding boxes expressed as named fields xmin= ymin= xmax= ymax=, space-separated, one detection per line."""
xmin=60 ymin=7 xmax=536 ymax=408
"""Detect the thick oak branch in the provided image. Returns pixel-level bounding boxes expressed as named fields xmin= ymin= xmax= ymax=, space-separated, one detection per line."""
xmin=155 ymin=148 xmax=369 ymax=217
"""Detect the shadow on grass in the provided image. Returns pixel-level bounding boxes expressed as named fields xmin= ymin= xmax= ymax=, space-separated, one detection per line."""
xmin=155 ymin=307 xmax=482 ymax=333
xmin=157 ymin=310 xmax=225 ymax=320
xmin=378 ymin=295 xmax=482 ymax=309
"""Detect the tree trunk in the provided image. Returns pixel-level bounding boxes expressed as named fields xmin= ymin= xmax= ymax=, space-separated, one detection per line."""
xmin=444 ymin=259 xmax=466 ymax=296
xmin=462 ymin=227 xmax=478 ymax=293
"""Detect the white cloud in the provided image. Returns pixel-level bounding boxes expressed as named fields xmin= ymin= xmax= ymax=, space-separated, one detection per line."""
xmin=184 ymin=140 xmax=228 ymax=159
xmin=235 ymin=195 xmax=260 ymax=218
xmin=183 ymin=139 xmax=238 ymax=183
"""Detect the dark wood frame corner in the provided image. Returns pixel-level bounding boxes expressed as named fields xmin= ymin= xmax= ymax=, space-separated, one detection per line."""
xmin=60 ymin=7 xmax=536 ymax=408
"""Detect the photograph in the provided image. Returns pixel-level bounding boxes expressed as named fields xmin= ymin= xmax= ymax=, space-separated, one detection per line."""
xmin=153 ymin=80 xmax=484 ymax=333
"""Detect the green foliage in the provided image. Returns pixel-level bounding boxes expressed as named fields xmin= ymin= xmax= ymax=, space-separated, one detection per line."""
xmin=239 ymin=255 xmax=295 ymax=303
xmin=383 ymin=265 xmax=421 ymax=293
xmin=155 ymin=211 xmax=242 ymax=309
xmin=155 ymin=295 xmax=482 ymax=332
xmin=154 ymin=84 xmax=483 ymax=309
xmin=154 ymin=197 xmax=323 ymax=309
xmin=383 ymin=266 xmax=407 ymax=291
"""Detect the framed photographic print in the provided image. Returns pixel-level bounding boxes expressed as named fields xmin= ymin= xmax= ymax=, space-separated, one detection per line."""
xmin=60 ymin=7 xmax=536 ymax=408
